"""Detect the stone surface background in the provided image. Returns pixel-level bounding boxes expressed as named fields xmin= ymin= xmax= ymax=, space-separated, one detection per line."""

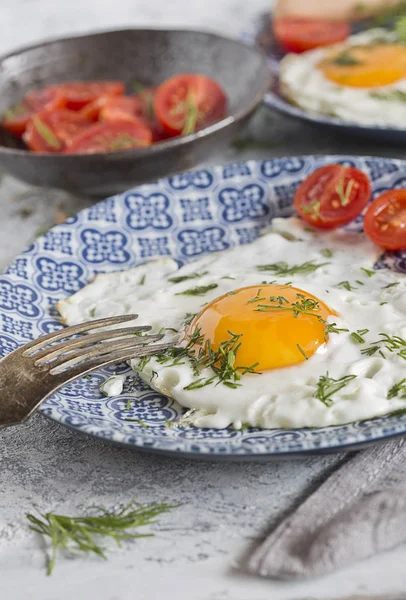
xmin=1 ymin=1 xmax=406 ymax=598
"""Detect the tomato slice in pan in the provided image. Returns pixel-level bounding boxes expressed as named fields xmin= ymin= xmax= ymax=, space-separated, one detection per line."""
xmin=364 ymin=190 xmax=406 ymax=251
xmin=154 ymin=74 xmax=227 ymax=137
xmin=100 ymin=95 xmax=145 ymax=122
xmin=2 ymin=88 xmax=65 ymax=137
xmin=294 ymin=165 xmax=371 ymax=229
xmin=23 ymin=109 xmax=92 ymax=152
xmin=64 ymin=120 xmax=152 ymax=154
xmin=273 ymin=17 xmax=350 ymax=53
xmin=48 ymin=81 xmax=125 ymax=110
xmin=2 ymin=101 xmax=34 ymax=136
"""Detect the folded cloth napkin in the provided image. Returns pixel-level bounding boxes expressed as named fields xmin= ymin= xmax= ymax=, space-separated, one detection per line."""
xmin=248 ymin=438 xmax=406 ymax=580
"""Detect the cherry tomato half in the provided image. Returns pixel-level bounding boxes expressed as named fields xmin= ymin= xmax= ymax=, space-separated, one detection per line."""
xmin=101 ymin=90 xmax=165 ymax=142
xmin=100 ymin=95 xmax=145 ymax=122
xmin=2 ymin=88 xmax=65 ymax=137
xmin=294 ymin=165 xmax=371 ymax=229
xmin=364 ymin=190 xmax=406 ymax=251
xmin=154 ymin=74 xmax=227 ymax=137
xmin=23 ymin=109 xmax=93 ymax=152
xmin=47 ymin=81 xmax=125 ymax=110
xmin=273 ymin=17 xmax=350 ymax=53
xmin=64 ymin=120 xmax=153 ymax=154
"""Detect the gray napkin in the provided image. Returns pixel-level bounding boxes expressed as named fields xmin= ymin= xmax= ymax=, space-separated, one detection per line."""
xmin=248 ymin=438 xmax=406 ymax=580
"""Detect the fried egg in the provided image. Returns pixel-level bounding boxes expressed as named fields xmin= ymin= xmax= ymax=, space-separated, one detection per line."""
xmin=279 ymin=29 xmax=406 ymax=126
xmin=58 ymin=218 xmax=406 ymax=430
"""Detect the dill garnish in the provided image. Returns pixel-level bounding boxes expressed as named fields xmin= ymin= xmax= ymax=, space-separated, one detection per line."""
xmin=254 ymin=292 xmax=320 ymax=318
xmin=297 ymin=344 xmax=308 ymax=360
xmin=125 ymin=399 xmax=131 ymax=411
xmin=175 ymin=283 xmax=218 ymax=296
xmin=138 ymin=274 xmax=146 ymax=285
xmin=182 ymin=90 xmax=199 ymax=135
xmin=361 ymin=267 xmax=376 ymax=277
xmin=350 ymin=329 xmax=369 ymax=344
xmin=324 ymin=322 xmax=350 ymax=340
xmin=314 ymin=373 xmax=357 ymax=407
xmin=361 ymin=333 xmax=406 ymax=360
xmin=183 ymin=312 xmax=197 ymax=326
xmin=382 ymin=282 xmax=400 ymax=289
xmin=221 ymin=276 xmax=236 ymax=280
xmin=168 ymin=271 xmax=208 ymax=284
xmin=302 ymin=200 xmax=321 ymax=221
xmin=387 ymin=378 xmax=406 ymax=399
xmin=246 ymin=289 xmax=266 ymax=304
xmin=329 ymin=50 xmax=363 ymax=66
xmin=257 ymin=261 xmax=329 ymax=276
xmin=336 ymin=281 xmax=357 ymax=291
xmin=369 ymin=90 xmax=406 ymax=102
xmin=33 ymin=117 xmax=62 ymax=150
xmin=26 ymin=500 xmax=177 ymax=575
xmin=335 ymin=177 xmax=355 ymax=206
xmin=321 ymin=248 xmax=333 ymax=258
xmin=125 ymin=418 xmax=149 ymax=428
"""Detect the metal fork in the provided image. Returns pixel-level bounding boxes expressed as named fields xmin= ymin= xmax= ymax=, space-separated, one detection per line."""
xmin=0 ymin=314 xmax=171 ymax=428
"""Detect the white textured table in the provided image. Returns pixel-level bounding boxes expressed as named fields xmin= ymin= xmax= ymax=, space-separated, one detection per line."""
xmin=2 ymin=2 xmax=406 ymax=599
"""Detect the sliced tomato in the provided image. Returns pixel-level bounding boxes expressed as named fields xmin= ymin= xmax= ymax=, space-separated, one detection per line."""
xmin=79 ymin=95 xmax=114 ymax=122
xmin=47 ymin=81 xmax=125 ymax=110
xmin=101 ymin=89 xmax=166 ymax=142
xmin=23 ymin=109 xmax=92 ymax=152
xmin=25 ymin=87 xmax=66 ymax=112
xmin=2 ymin=88 xmax=65 ymax=137
xmin=364 ymin=190 xmax=406 ymax=251
xmin=2 ymin=101 xmax=33 ymax=136
xmin=294 ymin=165 xmax=371 ymax=229
xmin=154 ymin=74 xmax=227 ymax=137
xmin=64 ymin=120 xmax=152 ymax=154
xmin=273 ymin=17 xmax=350 ymax=53
xmin=100 ymin=95 xmax=145 ymax=122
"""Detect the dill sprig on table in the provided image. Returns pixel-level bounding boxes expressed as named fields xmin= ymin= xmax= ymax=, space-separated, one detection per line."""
xmin=26 ymin=500 xmax=177 ymax=575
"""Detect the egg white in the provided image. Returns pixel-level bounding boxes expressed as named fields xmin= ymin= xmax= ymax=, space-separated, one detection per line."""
xmin=279 ymin=29 xmax=406 ymax=127
xmin=58 ymin=218 xmax=406 ymax=430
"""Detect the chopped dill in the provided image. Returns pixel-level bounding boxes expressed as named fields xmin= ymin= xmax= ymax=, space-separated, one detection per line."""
xmin=321 ymin=248 xmax=333 ymax=258
xmin=387 ymin=378 xmax=406 ymax=399
xmin=361 ymin=333 xmax=406 ymax=360
xmin=350 ymin=329 xmax=369 ymax=344
xmin=168 ymin=271 xmax=208 ymax=284
xmin=361 ymin=267 xmax=376 ymax=278
xmin=336 ymin=281 xmax=357 ymax=291
xmin=124 ymin=418 xmax=149 ymax=428
xmin=138 ymin=274 xmax=146 ymax=285
xmin=297 ymin=344 xmax=308 ymax=360
xmin=382 ymin=282 xmax=400 ymax=289
xmin=315 ymin=373 xmax=357 ymax=407
xmin=175 ymin=283 xmax=218 ymax=296
xmin=257 ymin=261 xmax=329 ymax=276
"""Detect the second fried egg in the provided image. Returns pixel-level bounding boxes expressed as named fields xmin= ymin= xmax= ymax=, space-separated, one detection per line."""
xmin=279 ymin=29 xmax=406 ymax=127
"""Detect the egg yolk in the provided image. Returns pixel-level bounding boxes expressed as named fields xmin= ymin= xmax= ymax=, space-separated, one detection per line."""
xmin=318 ymin=44 xmax=406 ymax=88
xmin=187 ymin=284 xmax=335 ymax=372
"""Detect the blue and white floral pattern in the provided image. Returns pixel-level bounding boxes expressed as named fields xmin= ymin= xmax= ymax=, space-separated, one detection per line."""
xmin=2 ymin=156 xmax=406 ymax=458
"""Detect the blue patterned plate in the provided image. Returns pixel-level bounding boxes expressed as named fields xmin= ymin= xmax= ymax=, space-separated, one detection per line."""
xmin=2 ymin=156 xmax=406 ymax=459
xmin=242 ymin=14 xmax=406 ymax=143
